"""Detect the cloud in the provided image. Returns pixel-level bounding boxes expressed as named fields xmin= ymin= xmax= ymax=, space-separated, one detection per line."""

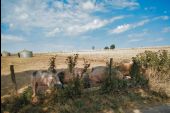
xmin=2 ymin=0 xmax=133 ymax=37
xmin=111 ymin=24 xmax=130 ymax=34
xmin=1 ymin=34 xmax=26 ymax=43
xmin=67 ymin=16 xmax=125 ymax=35
xmin=153 ymin=16 xmax=169 ymax=20
xmin=110 ymin=19 xmax=149 ymax=34
xmin=82 ymin=1 xmax=95 ymax=10
xmin=103 ymin=0 xmax=139 ymax=9
xmin=128 ymin=31 xmax=147 ymax=38
xmin=128 ymin=38 xmax=143 ymax=42
xmin=162 ymin=27 xmax=170 ymax=33
xmin=144 ymin=7 xmax=156 ymax=11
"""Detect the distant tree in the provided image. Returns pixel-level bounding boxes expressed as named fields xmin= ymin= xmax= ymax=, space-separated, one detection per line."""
xmin=92 ymin=46 xmax=95 ymax=50
xmin=104 ymin=46 xmax=109 ymax=50
xmin=110 ymin=44 xmax=115 ymax=49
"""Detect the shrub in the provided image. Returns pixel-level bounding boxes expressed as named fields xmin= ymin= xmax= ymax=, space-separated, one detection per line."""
xmin=130 ymin=50 xmax=170 ymax=89
xmin=110 ymin=44 xmax=115 ymax=49
xmin=1 ymin=87 xmax=32 ymax=113
xmin=104 ymin=46 xmax=109 ymax=50
xmin=101 ymin=60 xmax=128 ymax=93
xmin=51 ymin=76 xmax=83 ymax=103
xmin=132 ymin=50 xmax=170 ymax=72
xmin=48 ymin=55 xmax=57 ymax=73
xmin=101 ymin=75 xmax=128 ymax=93
xmin=65 ymin=54 xmax=79 ymax=73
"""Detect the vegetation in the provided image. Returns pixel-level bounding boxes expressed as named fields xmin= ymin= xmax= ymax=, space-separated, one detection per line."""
xmin=48 ymin=55 xmax=57 ymax=73
xmin=104 ymin=46 xmax=109 ymax=50
xmin=1 ymin=50 xmax=170 ymax=113
xmin=65 ymin=54 xmax=79 ymax=73
xmin=92 ymin=46 xmax=95 ymax=50
xmin=50 ymin=76 xmax=83 ymax=104
xmin=130 ymin=50 xmax=170 ymax=96
xmin=110 ymin=44 xmax=115 ymax=49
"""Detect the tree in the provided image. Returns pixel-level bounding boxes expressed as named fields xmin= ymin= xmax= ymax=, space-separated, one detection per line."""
xmin=92 ymin=46 xmax=95 ymax=50
xmin=110 ymin=44 xmax=115 ymax=49
xmin=104 ymin=46 xmax=109 ymax=49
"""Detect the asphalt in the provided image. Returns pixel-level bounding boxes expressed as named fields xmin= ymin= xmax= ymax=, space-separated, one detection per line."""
xmin=130 ymin=104 xmax=170 ymax=113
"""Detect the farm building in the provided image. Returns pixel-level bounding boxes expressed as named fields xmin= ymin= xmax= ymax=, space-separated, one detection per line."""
xmin=19 ymin=50 xmax=33 ymax=58
xmin=1 ymin=51 xmax=10 ymax=57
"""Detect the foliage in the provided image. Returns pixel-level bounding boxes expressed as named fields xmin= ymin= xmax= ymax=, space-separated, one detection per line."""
xmin=48 ymin=55 xmax=57 ymax=73
xmin=65 ymin=54 xmax=79 ymax=73
xmin=110 ymin=44 xmax=115 ymax=49
xmin=101 ymin=59 xmax=128 ymax=93
xmin=1 ymin=87 xmax=32 ymax=113
xmin=104 ymin=46 xmax=109 ymax=50
xmin=130 ymin=50 xmax=170 ymax=88
xmin=51 ymin=76 xmax=83 ymax=103
xmin=132 ymin=50 xmax=170 ymax=72
xmin=92 ymin=46 xmax=95 ymax=50
xmin=101 ymin=75 xmax=128 ymax=93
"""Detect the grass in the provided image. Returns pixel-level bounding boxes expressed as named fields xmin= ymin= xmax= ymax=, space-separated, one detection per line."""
xmin=1 ymin=87 xmax=170 ymax=113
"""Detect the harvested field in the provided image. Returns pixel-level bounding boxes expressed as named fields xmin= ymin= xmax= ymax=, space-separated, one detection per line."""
xmin=1 ymin=46 xmax=170 ymax=96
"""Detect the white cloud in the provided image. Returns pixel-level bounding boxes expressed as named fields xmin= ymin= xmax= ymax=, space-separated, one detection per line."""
xmin=1 ymin=0 xmax=132 ymax=37
xmin=162 ymin=27 xmax=170 ymax=33
xmin=144 ymin=7 xmax=156 ymax=11
xmin=128 ymin=31 xmax=147 ymax=38
xmin=128 ymin=38 xmax=143 ymax=42
xmin=66 ymin=16 xmax=125 ymax=36
xmin=103 ymin=0 xmax=139 ymax=9
xmin=111 ymin=24 xmax=131 ymax=34
xmin=1 ymin=34 xmax=26 ymax=43
xmin=153 ymin=16 xmax=169 ymax=20
xmin=82 ymin=1 xmax=95 ymax=10
xmin=46 ymin=28 xmax=61 ymax=37
xmin=133 ymin=19 xmax=149 ymax=27
xmin=110 ymin=19 xmax=149 ymax=34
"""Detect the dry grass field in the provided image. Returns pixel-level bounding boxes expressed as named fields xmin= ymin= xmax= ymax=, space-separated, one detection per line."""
xmin=1 ymin=46 xmax=170 ymax=113
xmin=1 ymin=46 xmax=170 ymax=96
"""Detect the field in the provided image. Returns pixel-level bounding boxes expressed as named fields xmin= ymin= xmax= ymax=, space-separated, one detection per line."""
xmin=1 ymin=46 xmax=170 ymax=113
xmin=1 ymin=46 xmax=170 ymax=96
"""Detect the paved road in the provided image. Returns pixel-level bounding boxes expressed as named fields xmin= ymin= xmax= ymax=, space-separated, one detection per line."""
xmin=131 ymin=104 xmax=170 ymax=113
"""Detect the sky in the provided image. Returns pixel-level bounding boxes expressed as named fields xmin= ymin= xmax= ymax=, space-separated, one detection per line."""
xmin=1 ymin=0 xmax=170 ymax=52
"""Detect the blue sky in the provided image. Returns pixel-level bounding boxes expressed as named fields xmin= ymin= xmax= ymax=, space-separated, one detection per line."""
xmin=1 ymin=0 xmax=170 ymax=52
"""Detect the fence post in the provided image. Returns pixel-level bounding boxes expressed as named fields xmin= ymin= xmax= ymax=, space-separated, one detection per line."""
xmin=10 ymin=65 xmax=18 ymax=94
xmin=109 ymin=58 xmax=113 ymax=79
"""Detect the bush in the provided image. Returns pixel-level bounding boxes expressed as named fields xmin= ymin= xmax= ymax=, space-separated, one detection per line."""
xmin=110 ymin=44 xmax=115 ymax=49
xmin=101 ymin=59 xmax=128 ymax=93
xmin=101 ymin=75 xmax=128 ymax=93
xmin=104 ymin=46 xmax=109 ymax=50
xmin=51 ymin=76 xmax=83 ymax=103
xmin=132 ymin=50 xmax=170 ymax=72
xmin=1 ymin=87 xmax=32 ymax=113
xmin=48 ymin=56 xmax=57 ymax=73
xmin=65 ymin=54 xmax=79 ymax=73
xmin=130 ymin=50 xmax=170 ymax=90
